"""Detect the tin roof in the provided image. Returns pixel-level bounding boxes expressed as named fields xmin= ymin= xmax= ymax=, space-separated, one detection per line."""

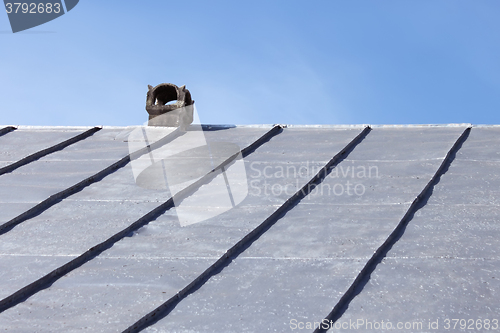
xmin=0 ymin=124 xmax=498 ymax=332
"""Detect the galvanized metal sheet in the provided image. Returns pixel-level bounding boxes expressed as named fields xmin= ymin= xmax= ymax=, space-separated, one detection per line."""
xmin=1 ymin=126 xmax=492 ymax=333
xmin=143 ymin=127 xmax=466 ymax=332
xmin=0 ymin=128 xmax=363 ymax=332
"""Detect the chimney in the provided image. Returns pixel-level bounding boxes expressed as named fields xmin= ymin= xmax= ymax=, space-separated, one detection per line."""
xmin=145 ymin=83 xmax=194 ymax=128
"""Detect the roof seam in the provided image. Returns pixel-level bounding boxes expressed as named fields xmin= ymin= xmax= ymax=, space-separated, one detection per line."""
xmin=0 ymin=127 xmax=102 ymax=177
xmin=0 ymin=126 xmax=17 ymax=137
xmin=312 ymin=126 xmax=472 ymax=333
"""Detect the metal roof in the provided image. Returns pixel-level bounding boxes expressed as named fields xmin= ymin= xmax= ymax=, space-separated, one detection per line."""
xmin=0 ymin=124 xmax=498 ymax=332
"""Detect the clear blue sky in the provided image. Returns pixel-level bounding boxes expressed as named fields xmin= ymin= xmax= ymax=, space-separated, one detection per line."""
xmin=1 ymin=1 xmax=500 ymax=126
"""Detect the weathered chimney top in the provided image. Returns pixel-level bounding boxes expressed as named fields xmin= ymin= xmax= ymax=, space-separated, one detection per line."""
xmin=146 ymin=83 xmax=194 ymax=128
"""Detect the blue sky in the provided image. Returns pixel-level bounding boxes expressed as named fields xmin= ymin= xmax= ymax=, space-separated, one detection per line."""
xmin=1 ymin=1 xmax=500 ymax=126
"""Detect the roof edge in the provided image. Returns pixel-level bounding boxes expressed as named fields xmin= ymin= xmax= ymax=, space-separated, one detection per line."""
xmin=4 ymin=123 xmax=498 ymax=130
xmin=1 ymin=125 xmax=100 ymax=130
